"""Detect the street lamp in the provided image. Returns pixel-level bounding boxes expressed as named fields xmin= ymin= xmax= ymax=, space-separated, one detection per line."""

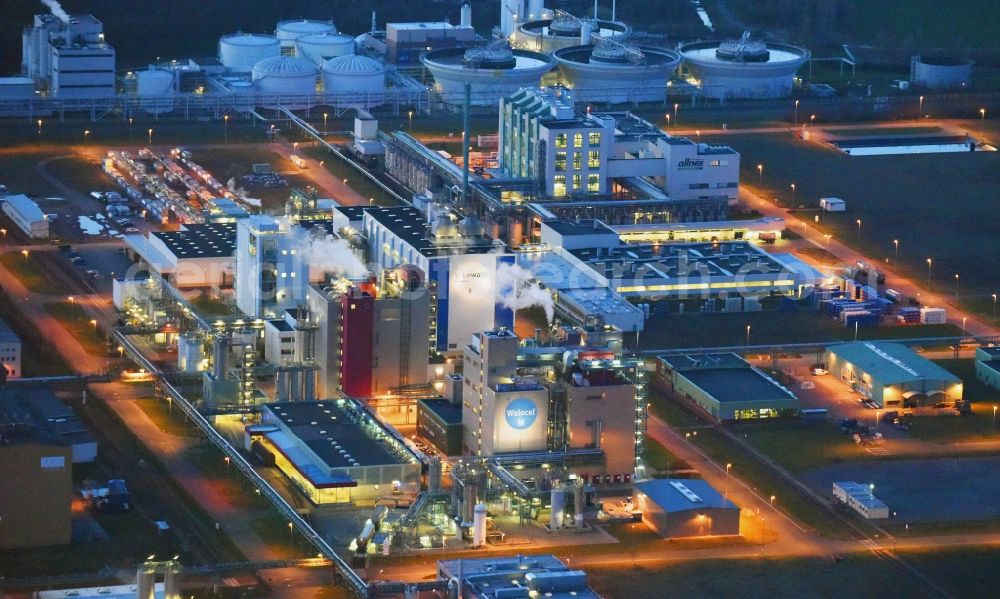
xmin=794 ymin=99 xmax=799 ymax=125
xmin=90 ymin=319 xmax=98 ymax=328
xmin=224 ymin=456 xmax=230 ymax=469
xmin=84 ymin=129 xmax=90 ymax=143
xmin=21 ymin=249 xmax=29 ymax=261
xmin=810 ymin=114 xmax=816 ymax=126
xmin=824 ymin=234 xmax=831 ymax=255
xmin=992 ymin=293 xmax=997 ymax=325
xmin=223 ymin=115 xmax=229 ymax=143
xmin=288 ymin=522 xmax=294 ymax=547
xmin=770 ymin=495 xmax=776 ymax=507
xmin=725 ymin=463 xmax=732 ymax=499
xmin=323 ymin=112 xmax=328 ymax=130
xmin=893 ymin=239 xmax=899 ymax=271
xmin=757 ymin=163 xmax=763 ymax=183
xmin=954 ymin=273 xmax=960 ymax=301
xmin=37 ymin=119 xmax=42 ymax=135
xmin=919 ymin=95 xmax=924 ymax=117
xmin=856 ymin=219 xmax=862 ymax=245
xmin=147 ymin=128 xmax=153 ymax=144
xmin=128 ymin=117 xmax=134 ymax=140
xmin=790 ymin=183 xmax=796 ymax=204
xmin=745 ymin=324 xmax=751 ymax=352
xmin=673 ymin=103 xmax=679 ymax=126
xmin=993 ymin=405 xmax=997 ymax=434
xmin=408 ymin=110 xmax=413 ymax=132
xmin=981 ymin=108 xmax=987 ymax=123
xmin=962 ymin=317 xmax=967 ymax=336
xmin=665 ymin=114 xmax=671 ymax=129
xmin=926 ymin=258 xmax=932 ymax=291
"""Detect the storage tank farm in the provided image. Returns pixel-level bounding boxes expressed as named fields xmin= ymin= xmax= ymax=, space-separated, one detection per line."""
xmin=136 ymin=65 xmax=175 ymax=114
xmin=321 ymin=55 xmax=386 ymax=106
xmin=512 ymin=12 xmax=631 ymax=54
xmin=219 ymin=33 xmax=282 ymax=71
xmin=296 ymin=33 xmax=356 ymax=66
xmin=679 ymin=31 xmax=810 ymax=99
xmin=275 ymin=19 xmax=336 ymax=55
xmin=251 ymin=55 xmax=318 ymax=108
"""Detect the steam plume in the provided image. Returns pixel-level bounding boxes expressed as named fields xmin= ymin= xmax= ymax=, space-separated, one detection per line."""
xmin=40 ymin=0 xmax=70 ymax=22
xmin=496 ymin=262 xmax=555 ymax=323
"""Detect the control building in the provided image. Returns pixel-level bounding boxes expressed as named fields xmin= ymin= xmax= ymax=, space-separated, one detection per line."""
xmin=386 ymin=20 xmax=477 ymax=65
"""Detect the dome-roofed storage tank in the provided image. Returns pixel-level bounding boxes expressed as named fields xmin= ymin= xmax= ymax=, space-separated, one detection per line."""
xmin=911 ymin=55 xmax=974 ymax=90
xmin=421 ymin=40 xmax=555 ymax=106
xmin=553 ymin=41 xmax=682 ymax=103
xmin=136 ymin=65 xmax=175 ymax=114
xmin=275 ymin=19 xmax=336 ymax=55
xmin=252 ymin=55 xmax=318 ymax=108
xmin=219 ymin=33 xmax=281 ymax=71
xmin=295 ymin=33 xmax=355 ymax=66
xmin=321 ymin=54 xmax=386 ymax=106
xmin=679 ymin=31 xmax=809 ymax=99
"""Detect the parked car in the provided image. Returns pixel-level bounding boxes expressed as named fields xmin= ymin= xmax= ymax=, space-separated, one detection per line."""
xmin=811 ymin=367 xmax=829 ymax=376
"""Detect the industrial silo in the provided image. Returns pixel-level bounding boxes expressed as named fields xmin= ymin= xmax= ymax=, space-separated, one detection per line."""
xmin=295 ymin=33 xmax=355 ymax=66
xmin=321 ymin=54 xmax=386 ymax=106
xmin=912 ymin=56 xmax=974 ymax=90
xmin=252 ymin=55 xmax=318 ymax=108
xmin=136 ymin=65 xmax=175 ymax=114
xmin=275 ymin=19 xmax=336 ymax=55
xmin=219 ymin=33 xmax=281 ymax=71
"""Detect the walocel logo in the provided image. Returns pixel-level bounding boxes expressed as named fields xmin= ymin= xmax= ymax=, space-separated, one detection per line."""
xmin=505 ymin=398 xmax=537 ymax=430
xmin=677 ymin=158 xmax=705 ymax=170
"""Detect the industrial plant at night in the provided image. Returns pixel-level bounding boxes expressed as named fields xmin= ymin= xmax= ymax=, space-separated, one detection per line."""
xmin=0 ymin=0 xmax=998 ymax=598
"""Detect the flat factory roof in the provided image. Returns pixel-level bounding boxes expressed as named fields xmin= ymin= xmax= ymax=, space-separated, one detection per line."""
xmin=153 ymin=222 xmax=236 ymax=259
xmin=634 ymin=478 xmax=738 ymax=513
xmin=827 ymin=342 xmax=961 ymax=384
xmin=681 ymin=367 xmax=797 ymax=404
xmin=569 ymin=241 xmax=792 ymax=281
xmin=419 ymin=398 xmax=463 ymax=424
xmin=831 ymin=135 xmax=971 ymax=149
xmin=264 ymin=401 xmax=410 ymax=469
xmin=365 ymin=206 xmax=501 ymax=257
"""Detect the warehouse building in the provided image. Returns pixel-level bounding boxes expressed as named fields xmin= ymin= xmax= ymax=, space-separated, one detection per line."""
xmin=417 ymin=397 xmax=463 ymax=456
xmin=125 ymin=222 xmax=237 ymax=288
xmin=0 ymin=387 xmax=97 ymax=463
xmin=634 ymin=478 xmax=740 ymax=538
xmin=975 ymin=347 xmax=1000 ymax=391
xmin=1 ymin=194 xmax=49 ymax=238
xmin=437 ymin=554 xmax=602 ymax=599
xmin=657 ymin=353 xmax=799 ymax=421
xmin=0 ymin=317 xmax=21 ymax=379
xmin=823 ymin=342 xmax=963 ymax=407
xmin=248 ymin=401 xmax=421 ymax=504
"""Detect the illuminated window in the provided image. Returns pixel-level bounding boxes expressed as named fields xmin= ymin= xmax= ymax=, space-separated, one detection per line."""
xmin=572 ymin=152 xmax=582 ymax=170
xmin=554 ymin=152 xmax=567 ymax=172
xmin=553 ymin=175 xmax=566 ymax=197
xmin=588 ymin=174 xmax=600 ymax=192
xmin=573 ymin=133 xmax=583 ymax=148
xmin=710 ymin=159 xmax=729 ymax=166
xmin=572 ymin=173 xmax=582 ymax=190
xmin=589 ymin=132 xmax=602 ymax=145
xmin=588 ymin=149 xmax=600 ymax=168
xmin=555 ymin=133 xmax=567 ymax=148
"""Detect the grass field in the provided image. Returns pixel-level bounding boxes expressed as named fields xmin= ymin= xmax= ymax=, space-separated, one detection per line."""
xmin=0 ymin=251 xmax=66 ymax=295
xmin=642 ymin=438 xmax=691 ymax=475
xmin=636 ymin=309 xmax=962 ymax=350
xmin=707 ymin=129 xmax=1000 ymax=319
xmin=44 ymin=301 xmax=107 ymax=356
xmin=734 ymin=419 xmax=870 ymax=474
xmin=301 ymin=146 xmax=400 ymax=206
xmin=585 ymin=547 xmax=1000 ymax=599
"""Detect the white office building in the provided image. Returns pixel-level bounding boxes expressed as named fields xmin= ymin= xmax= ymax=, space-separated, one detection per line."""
xmin=23 ymin=14 xmax=115 ymax=97
xmin=498 ymin=88 xmax=740 ymax=204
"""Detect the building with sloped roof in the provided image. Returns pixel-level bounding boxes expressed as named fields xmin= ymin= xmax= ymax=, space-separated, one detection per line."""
xmin=824 ymin=342 xmax=962 ymax=408
xmin=634 ymin=478 xmax=740 ymax=538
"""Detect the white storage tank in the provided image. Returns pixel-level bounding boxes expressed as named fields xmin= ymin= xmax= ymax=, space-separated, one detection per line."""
xmin=321 ymin=54 xmax=386 ymax=103
xmin=136 ymin=66 xmax=175 ymax=115
xmin=219 ymin=33 xmax=281 ymax=71
xmin=276 ymin=19 xmax=336 ymax=54
xmin=912 ymin=56 xmax=974 ymax=90
xmin=252 ymin=55 xmax=318 ymax=108
xmin=296 ymin=33 xmax=355 ymax=65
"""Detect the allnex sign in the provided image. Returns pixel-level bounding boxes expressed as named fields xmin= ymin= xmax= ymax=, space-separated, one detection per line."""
xmin=505 ymin=398 xmax=538 ymax=430
xmin=676 ymin=157 xmax=705 ymax=170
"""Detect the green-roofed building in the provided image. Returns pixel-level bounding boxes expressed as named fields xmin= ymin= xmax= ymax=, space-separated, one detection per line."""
xmin=656 ymin=352 xmax=799 ymax=421
xmin=824 ymin=342 xmax=963 ymax=408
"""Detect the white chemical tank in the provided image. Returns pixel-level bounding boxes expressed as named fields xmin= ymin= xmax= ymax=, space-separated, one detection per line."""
xmin=321 ymin=54 xmax=386 ymax=102
xmin=136 ymin=66 xmax=175 ymax=115
xmin=296 ymin=33 xmax=355 ymax=66
xmin=276 ymin=19 xmax=336 ymax=54
xmin=550 ymin=487 xmax=566 ymax=530
xmin=473 ymin=503 xmax=487 ymax=547
xmin=460 ymin=2 xmax=473 ymax=28
xmin=253 ymin=55 xmax=318 ymax=108
xmin=219 ymin=33 xmax=281 ymax=71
